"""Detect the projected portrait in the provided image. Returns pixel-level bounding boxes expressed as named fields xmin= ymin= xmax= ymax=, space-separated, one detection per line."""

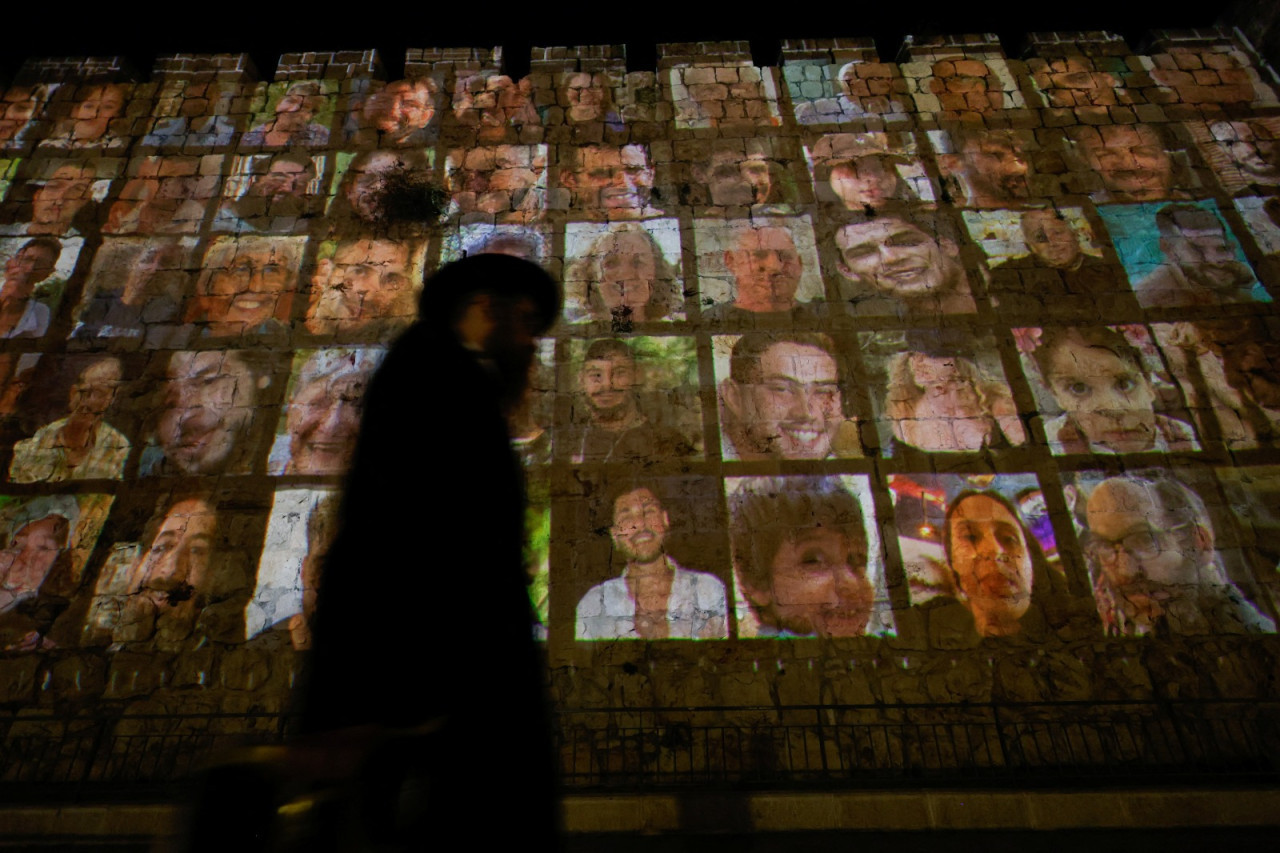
xmin=451 ymin=73 xmax=541 ymax=142
xmin=1096 ymin=201 xmax=1268 ymax=309
xmin=964 ymin=207 xmax=1134 ymax=315
xmin=0 ymin=492 xmax=111 ymax=651
xmin=103 ymin=155 xmax=221 ymax=235
xmin=861 ymin=329 xmax=1025 ymax=457
xmin=787 ymin=59 xmax=911 ymax=124
xmin=563 ymin=219 xmax=683 ymax=327
xmin=713 ymin=332 xmax=864 ymax=461
xmin=249 ymin=488 xmax=337 ymax=649
xmin=555 ymin=71 xmax=625 ymax=131
xmin=828 ymin=211 xmax=977 ymax=317
xmin=1065 ymin=469 xmax=1275 ymax=636
xmin=693 ymin=216 xmax=825 ymax=327
xmin=39 ymin=82 xmax=132 ymax=152
xmin=0 ymin=235 xmax=81 ymax=339
xmin=267 ymin=347 xmax=384 ymax=476
xmin=1063 ymin=124 xmax=1193 ymax=203
xmin=910 ymin=57 xmax=1023 ymax=120
xmin=141 ymin=80 xmax=239 ymax=149
xmin=81 ymin=489 xmax=262 ymax=649
xmin=929 ymin=128 xmax=1065 ymax=208
xmin=444 ymin=144 xmax=548 ymax=223
xmin=326 ymin=148 xmax=434 ymax=228
xmin=805 ymin=133 xmax=933 ymax=212
xmin=555 ymin=143 xmax=662 ymax=220
xmin=5 ymin=159 xmax=109 ymax=237
xmin=683 ymin=138 xmax=809 ymax=210
xmin=346 ymin=77 xmax=441 ymax=148
xmin=8 ymin=354 xmax=132 ymax=483
xmin=242 ymin=80 xmax=333 ymax=148
xmin=140 ymin=349 xmax=280 ymax=477
xmin=888 ymin=473 xmax=1064 ymax=639
xmin=0 ymin=84 xmax=57 ymax=151
xmin=71 ymin=237 xmax=193 ymax=347
xmin=1151 ymin=319 xmax=1280 ymax=451
xmin=0 ymin=354 xmax=42 ymax=419
xmin=558 ymin=336 xmax=702 ymax=464
xmin=1192 ymin=118 xmax=1280 ymax=195
xmin=1218 ymin=466 xmax=1280 ymax=600
xmin=727 ymin=475 xmax=892 ymax=638
xmin=185 ymin=235 xmax=303 ymax=341
xmin=575 ymin=478 xmax=728 ymax=640
xmin=214 ymin=152 xmax=327 ymax=234
xmin=1016 ymin=324 xmax=1199 ymax=455
xmin=304 ymin=237 xmax=421 ymax=340
xmin=667 ymin=63 xmax=782 ymax=131
xmin=1233 ymin=196 xmax=1280 ymax=258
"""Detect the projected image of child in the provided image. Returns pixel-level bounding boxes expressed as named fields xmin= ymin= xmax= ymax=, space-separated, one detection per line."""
xmin=40 ymin=83 xmax=130 ymax=151
xmin=576 ymin=481 xmax=727 ymax=640
xmin=728 ymin=475 xmax=892 ymax=638
xmin=1019 ymin=325 xmax=1200 ymax=455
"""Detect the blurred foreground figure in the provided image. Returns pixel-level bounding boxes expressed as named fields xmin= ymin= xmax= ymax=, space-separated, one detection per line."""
xmin=301 ymin=253 xmax=562 ymax=848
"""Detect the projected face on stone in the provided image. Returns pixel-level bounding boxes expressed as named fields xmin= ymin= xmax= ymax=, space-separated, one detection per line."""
xmin=1071 ymin=125 xmax=1174 ymax=202
xmin=1210 ymin=120 xmax=1280 ymax=183
xmin=305 ymin=238 xmax=415 ymax=336
xmin=278 ymin=349 xmax=381 ymax=476
xmin=1080 ymin=474 xmax=1274 ymax=636
xmin=8 ymin=356 xmax=128 ymax=484
xmin=73 ymin=238 xmax=190 ymax=342
xmin=560 ymin=144 xmax=656 ymax=216
xmin=834 ymin=217 xmax=973 ymax=313
xmin=29 ymin=162 xmax=96 ymax=234
xmin=0 ymin=507 xmax=72 ymax=614
xmin=1136 ymin=205 xmax=1259 ymax=308
xmin=56 ymin=83 xmax=127 ymax=147
xmin=699 ymin=148 xmax=774 ymax=207
xmin=1026 ymin=326 xmax=1199 ymax=455
xmin=246 ymin=81 xmax=329 ymax=147
xmin=723 ymin=226 xmax=802 ymax=313
xmin=333 ymin=149 xmax=430 ymax=224
xmin=580 ymin=341 xmax=640 ymax=427
xmin=569 ymin=224 xmax=681 ymax=325
xmin=0 ymin=237 xmax=59 ymax=339
xmin=155 ymin=350 xmax=266 ymax=475
xmin=107 ymin=168 xmax=215 ymax=235
xmin=189 ymin=237 xmax=300 ymax=338
xmin=0 ymin=85 xmax=48 ymax=146
xmin=885 ymin=353 xmax=1014 ymax=453
xmin=134 ymin=496 xmax=216 ymax=604
xmin=363 ymin=78 xmax=437 ymax=143
xmin=720 ymin=334 xmax=845 ymax=460
xmin=1020 ymin=210 xmax=1083 ymax=269
xmin=946 ymin=492 xmax=1033 ymax=637
xmin=730 ymin=476 xmax=873 ymax=638
xmin=827 ymin=155 xmax=904 ymax=210
xmin=949 ymin=129 xmax=1032 ymax=207
xmin=447 ymin=145 xmax=546 ymax=220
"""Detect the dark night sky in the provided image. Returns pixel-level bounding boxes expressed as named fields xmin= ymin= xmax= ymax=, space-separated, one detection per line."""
xmin=2 ymin=2 xmax=1227 ymax=82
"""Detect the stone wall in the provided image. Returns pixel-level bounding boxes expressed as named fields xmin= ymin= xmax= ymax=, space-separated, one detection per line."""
xmin=0 ymin=28 xmax=1277 ymax=726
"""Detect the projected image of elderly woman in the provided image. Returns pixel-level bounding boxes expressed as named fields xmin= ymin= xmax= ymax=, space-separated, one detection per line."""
xmin=884 ymin=334 xmax=1024 ymax=454
xmin=1029 ymin=326 xmax=1199 ymax=454
xmin=272 ymin=349 xmax=382 ymax=476
xmin=567 ymin=223 xmax=682 ymax=324
xmin=944 ymin=490 xmax=1045 ymax=637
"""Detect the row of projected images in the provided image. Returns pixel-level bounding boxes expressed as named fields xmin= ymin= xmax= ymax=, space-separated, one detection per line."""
xmin=2 ymin=464 xmax=1277 ymax=654
xmin=1 ymin=199 xmax=1276 ymax=352
xmin=4 ymin=124 xmax=1279 ymax=239
xmin=5 ymin=317 xmax=1280 ymax=487
xmin=0 ymin=56 xmax=1275 ymax=154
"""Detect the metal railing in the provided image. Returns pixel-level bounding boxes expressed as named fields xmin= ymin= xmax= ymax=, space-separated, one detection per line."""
xmin=1 ymin=700 xmax=1277 ymax=800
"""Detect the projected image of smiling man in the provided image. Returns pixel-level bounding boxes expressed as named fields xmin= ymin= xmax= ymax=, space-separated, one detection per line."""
xmin=720 ymin=332 xmax=851 ymax=460
xmin=834 ymin=215 xmax=975 ymax=314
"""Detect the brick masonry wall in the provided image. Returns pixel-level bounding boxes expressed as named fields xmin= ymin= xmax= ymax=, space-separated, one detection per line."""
xmin=0 ymin=29 xmax=1277 ymax=726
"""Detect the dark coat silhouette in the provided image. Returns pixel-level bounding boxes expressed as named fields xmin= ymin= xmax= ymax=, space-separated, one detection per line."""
xmin=302 ymin=255 xmax=560 ymax=846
